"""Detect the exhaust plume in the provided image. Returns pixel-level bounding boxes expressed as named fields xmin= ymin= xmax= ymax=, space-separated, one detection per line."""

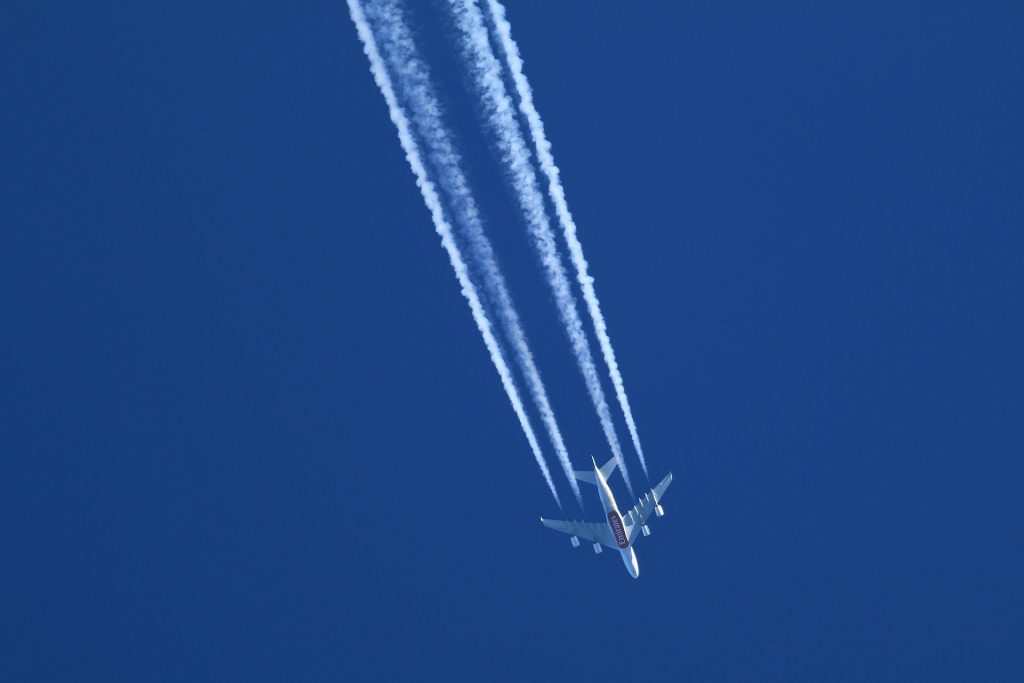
xmin=347 ymin=0 xmax=561 ymax=505
xmin=363 ymin=0 xmax=582 ymax=505
xmin=449 ymin=0 xmax=636 ymax=493
xmin=483 ymin=0 xmax=649 ymax=477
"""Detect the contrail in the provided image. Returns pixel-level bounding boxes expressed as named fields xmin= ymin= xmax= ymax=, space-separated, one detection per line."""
xmin=482 ymin=0 xmax=649 ymax=477
xmin=362 ymin=0 xmax=582 ymax=506
xmin=351 ymin=0 xmax=585 ymax=505
xmin=449 ymin=0 xmax=636 ymax=493
xmin=347 ymin=0 xmax=561 ymax=506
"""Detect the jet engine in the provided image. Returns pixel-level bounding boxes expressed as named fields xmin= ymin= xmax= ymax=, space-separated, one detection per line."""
xmin=641 ymin=524 xmax=651 ymax=537
xmin=593 ymin=543 xmax=603 ymax=554
xmin=570 ymin=535 xmax=580 ymax=548
xmin=655 ymin=504 xmax=665 ymax=517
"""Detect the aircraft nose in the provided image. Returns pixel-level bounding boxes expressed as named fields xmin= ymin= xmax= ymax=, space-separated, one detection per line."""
xmin=623 ymin=548 xmax=640 ymax=578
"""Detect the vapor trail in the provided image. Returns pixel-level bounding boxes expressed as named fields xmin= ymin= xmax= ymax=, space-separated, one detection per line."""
xmin=363 ymin=0 xmax=582 ymax=505
xmin=483 ymin=0 xmax=649 ymax=477
xmin=347 ymin=0 xmax=561 ymax=506
xmin=449 ymin=0 xmax=636 ymax=493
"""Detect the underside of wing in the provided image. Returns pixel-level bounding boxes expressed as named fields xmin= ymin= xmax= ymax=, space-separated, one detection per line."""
xmin=540 ymin=517 xmax=616 ymax=549
xmin=624 ymin=472 xmax=673 ymax=542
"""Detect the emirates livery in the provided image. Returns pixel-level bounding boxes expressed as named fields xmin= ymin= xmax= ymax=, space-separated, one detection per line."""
xmin=541 ymin=456 xmax=673 ymax=578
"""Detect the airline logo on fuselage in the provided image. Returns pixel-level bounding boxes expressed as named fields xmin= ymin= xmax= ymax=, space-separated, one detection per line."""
xmin=607 ymin=510 xmax=629 ymax=548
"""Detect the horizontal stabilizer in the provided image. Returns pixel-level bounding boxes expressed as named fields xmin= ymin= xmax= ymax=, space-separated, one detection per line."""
xmin=574 ymin=455 xmax=618 ymax=486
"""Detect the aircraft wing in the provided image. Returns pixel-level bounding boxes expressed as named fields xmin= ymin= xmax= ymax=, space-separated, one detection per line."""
xmin=624 ymin=472 xmax=673 ymax=542
xmin=540 ymin=517 xmax=617 ymax=549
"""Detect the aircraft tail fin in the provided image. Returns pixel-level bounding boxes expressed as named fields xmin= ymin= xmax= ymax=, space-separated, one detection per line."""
xmin=574 ymin=456 xmax=618 ymax=486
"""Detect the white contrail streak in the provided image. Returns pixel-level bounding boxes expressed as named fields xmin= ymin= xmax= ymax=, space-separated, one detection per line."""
xmin=347 ymin=0 xmax=561 ymax=506
xmin=362 ymin=0 xmax=582 ymax=505
xmin=483 ymin=0 xmax=649 ymax=477
xmin=449 ymin=0 xmax=636 ymax=493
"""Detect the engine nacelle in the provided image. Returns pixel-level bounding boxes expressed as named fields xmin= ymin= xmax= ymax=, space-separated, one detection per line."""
xmin=641 ymin=524 xmax=651 ymax=537
xmin=593 ymin=542 xmax=603 ymax=554
xmin=655 ymin=504 xmax=665 ymax=517
xmin=570 ymin=535 xmax=580 ymax=548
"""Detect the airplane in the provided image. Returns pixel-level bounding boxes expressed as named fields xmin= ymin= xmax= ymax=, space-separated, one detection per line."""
xmin=541 ymin=456 xmax=673 ymax=578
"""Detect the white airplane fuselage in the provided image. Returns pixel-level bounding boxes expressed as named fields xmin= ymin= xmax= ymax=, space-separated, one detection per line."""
xmin=592 ymin=460 xmax=640 ymax=578
xmin=541 ymin=456 xmax=671 ymax=578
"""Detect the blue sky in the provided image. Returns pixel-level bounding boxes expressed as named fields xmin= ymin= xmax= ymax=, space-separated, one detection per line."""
xmin=3 ymin=1 xmax=1022 ymax=679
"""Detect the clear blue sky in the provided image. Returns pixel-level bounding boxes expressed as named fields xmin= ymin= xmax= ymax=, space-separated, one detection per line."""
xmin=3 ymin=2 xmax=1021 ymax=680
